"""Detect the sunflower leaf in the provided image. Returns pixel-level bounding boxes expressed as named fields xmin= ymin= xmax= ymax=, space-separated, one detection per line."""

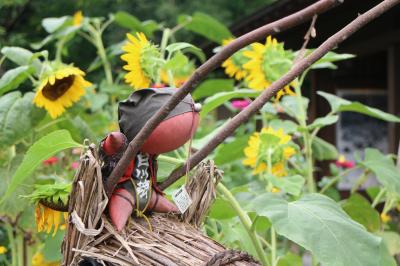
xmin=0 ymin=130 xmax=81 ymax=204
xmin=0 ymin=92 xmax=46 ymax=148
xmin=178 ymin=12 xmax=232 ymax=43
xmin=247 ymin=193 xmax=396 ymax=266
xmin=0 ymin=66 xmax=34 ymax=96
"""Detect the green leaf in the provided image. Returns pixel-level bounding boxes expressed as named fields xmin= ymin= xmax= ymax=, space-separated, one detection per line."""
xmin=166 ymin=42 xmax=200 ymax=55
xmin=269 ymin=119 xmax=298 ymax=134
xmin=209 ymin=198 xmax=236 ymax=220
xmin=248 ymin=193 xmax=395 ymax=266
xmin=341 ymin=193 xmax=380 ymax=232
xmin=311 ymin=136 xmax=338 ymax=161
xmin=376 ymin=231 xmax=400 ymax=256
xmin=114 ymin=11 xmax=158 ymax=37
xmin=270 ymin=175 xmax=305 ymax=196
xmin=308 ymin=115 xmax=338 ymax=130
xmin=1 ymin=46 xmax=41 ymax=73
xmin=358 ymin=148 xmax=400 ymax=194
xmin=43 ymin=230 xmax=64 ymax=261
xmin=201 ymin=90 xmax=259 ymax=118
xmin=0 ymin=92 xmax=46 ymax=148
xmin=214 ymin=136 xmax=249 ymax=165
xmin=280 ymin=96 xmax=309 ymax=121
xmin=311 ymin=51 xmax=355 ymax=70
xmin=0 ymin=130 xmax=81 ymax=204
xmin=178 ymin=12 xmax=232 ymax=43
xmin=164 ymin=51 xmax=188 ymax=70
xmin=0 ymin=66 xmax=34 ymax=96
xmin=192 ymin=79 xmax=234 ymax=100
xmin=318 ymin=91 xmax=400 ymax=123
xmin=42 ymin=16 xmax=69 ymax=33
xmin=277 ymin=253 xmax=302 ymax=266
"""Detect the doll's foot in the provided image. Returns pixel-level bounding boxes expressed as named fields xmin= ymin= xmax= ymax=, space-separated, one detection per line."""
xmin=148 ymin=192 xmax=179 ymax=213
xmin=109 ymin=188 xmax=134 ymax=231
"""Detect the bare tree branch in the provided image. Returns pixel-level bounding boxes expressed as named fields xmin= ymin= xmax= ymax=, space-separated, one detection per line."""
xmin=160 ymin=0 xmax=400 ymax=190
xmin=105 ymin=0 xmax=343 ymax=197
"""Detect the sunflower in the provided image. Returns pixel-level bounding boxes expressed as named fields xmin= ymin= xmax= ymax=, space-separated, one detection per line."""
xmin=0 ymin=246 xmax=7 ymax=254
xmin=35 ymin=203 xmax=67 ymax=237
xmin=243 ymin=36 xmax=295 ymax=99
xmin=73 ymin=11 xmax=83 ymax=26
xmin=121 ymin=32 xmax=162 ymax=90
xmin=221 ymin=38 xmax=250 ymax=81
xmin=32 ymin=252 xmax=59 ymax=266
xmin=33 ymin=66 xmax=92 ymax=119
xmin=243 ymin=127 xmax=295 ymax=176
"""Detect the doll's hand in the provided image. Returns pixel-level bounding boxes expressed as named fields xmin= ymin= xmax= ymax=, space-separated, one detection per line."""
xmin=102 ymin=132 xmax=127 ymax=156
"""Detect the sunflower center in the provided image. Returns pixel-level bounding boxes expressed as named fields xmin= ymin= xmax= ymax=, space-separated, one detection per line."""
xmin=42 ymin=75 xmax=75 ymax=101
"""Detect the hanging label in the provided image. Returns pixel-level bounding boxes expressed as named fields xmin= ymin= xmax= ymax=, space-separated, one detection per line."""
xmin=172 ymin=186 xmax=192 ymax=214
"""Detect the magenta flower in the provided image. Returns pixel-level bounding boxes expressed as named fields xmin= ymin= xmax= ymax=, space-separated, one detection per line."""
xmin=71 ymin=161 xmax=79 ymax=170
xmin=231 ymin=99 xmax=251 ymax=110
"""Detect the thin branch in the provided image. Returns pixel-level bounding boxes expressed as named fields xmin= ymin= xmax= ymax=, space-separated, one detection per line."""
xmin=294 ymin=14 xmax=318 ymax=64
xmin=160 ymin=0 xmax=400 ymax=190
xmin=105 ymin=0 xmax=343 ymax=197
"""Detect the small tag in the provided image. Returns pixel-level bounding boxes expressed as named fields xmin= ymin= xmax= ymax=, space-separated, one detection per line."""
xmin=172 ymin=186 xmax=192 ymax=214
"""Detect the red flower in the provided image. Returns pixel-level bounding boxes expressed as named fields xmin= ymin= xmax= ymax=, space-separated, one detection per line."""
xmin=42 ymin=156 xmax=58 ymax=166
xmin=231 ymin=100 xmax=251 ymax=110
xmin=335 ymin=155 xmax=355 ymax=169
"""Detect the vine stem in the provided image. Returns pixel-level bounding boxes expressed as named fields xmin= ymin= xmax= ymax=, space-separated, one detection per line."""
xmin=160 ymin=0 xmax=399 ymax=190
xmin=106 ymin=0 xmax=344 ymax=196
xmin=217 ymin=183 xmax=270 ymax=266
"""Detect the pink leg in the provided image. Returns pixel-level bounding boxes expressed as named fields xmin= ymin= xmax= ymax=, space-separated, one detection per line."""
xmin=109 ymin=188 xmax=134 ymax=231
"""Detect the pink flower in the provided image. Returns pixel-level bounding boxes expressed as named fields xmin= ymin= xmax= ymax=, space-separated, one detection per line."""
xmin=71 ymin=161 xmax=79 ymax=169
xmin=231 ymin=100 xmax=251 ymax=110
xmin=43 ymin=156 xmax=58 ymax=166
xmin=335 ymin=155 xmax=355 ymax=169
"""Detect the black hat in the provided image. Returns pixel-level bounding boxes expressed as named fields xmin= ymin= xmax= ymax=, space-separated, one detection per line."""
xmin=118 ymin=88 xmax=195 ymax=142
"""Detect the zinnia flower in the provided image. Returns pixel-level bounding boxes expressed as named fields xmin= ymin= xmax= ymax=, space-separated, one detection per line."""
xmin=73 ymin=11 xmax=83 ymax=26
xmin=243 ymin=36 xmax=295 ymax=99
xmin=221 ymin=38 xmax=251 ymax=81
xmin=35 ymin=203 xmax=67 ymax=237
xmin=243 ymin=127 xmax=295 ymax=175
xmin=335 ymin=155 xmax=355 ymax=169
xmin=231 ymin=99 xmax=251 ymax=110
xmin=0 ymin=246 xmax=7 ymax=254
xmin=42 ymin=156 xmax=58 ymax=166
xmin=33 ymin=66 xmax=92 ymax=119
xmin=121 ymin=32 xmax=162 ymax=90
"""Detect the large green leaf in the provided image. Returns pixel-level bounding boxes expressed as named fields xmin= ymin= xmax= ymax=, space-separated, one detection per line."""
xmin=248 ymin=193 xmax=395 ymax=266
xmin=318 ymin=91 xmax=400 ymax=123
xmin=214 ymin=136 xmax=249 ymax=165
xmin=114 ymin=11 xmax=158 ymax=37
xmin=341 ymin=193 xmax=380 ymax=232
xmin=0 ymin=66 xmax=34 ymax=96
xmin=358 ymin=148 xmax=400 ymax=194
xmin=0 ymin=92 xmax=45 ymax=147
xmin=1 ymin=46 xmax=41 ymax=72
xmin=269 ymin=175 xmax=305 ymax=196
xmin=311 ymin=51 xmax=355 ymax=70
xmin=376 ymin=231 xmax=400 ymax=256
xmin=42 ymin=16 xmax=69 ymax=33
xmin=307 ymin=115 xmax=338 ymax=130
xmin=200 ymin=90 xmax=259 ymax=117
xmin=0 ymin=130 xmax=81 ymax=204
xmin=277 ymin=253 xmax=302 ymax=266
xmin=192 ymin=79 xmax=234 ymax=100
xmin=209 ymin=198 xmax=236 ymax=220
xmin=178 ymin=12 xmax=232 ymax=43
xmin=311 ymin=136 xmax=338 ymax=161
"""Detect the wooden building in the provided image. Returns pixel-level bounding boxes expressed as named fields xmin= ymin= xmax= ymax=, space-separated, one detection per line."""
xmin=231 ymin=0 xmax=400 ymax=158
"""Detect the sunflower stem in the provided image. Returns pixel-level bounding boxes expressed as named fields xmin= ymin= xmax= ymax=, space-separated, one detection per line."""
xmin=158 ymin=28 xmax=171 ymax=84
xmin=217 ymin=183 xmax=270 ymax=266
xmin=95 ymin=32 xmax=113 ymax=85
xmin=55 ymin=37 xmax=67 ymax=63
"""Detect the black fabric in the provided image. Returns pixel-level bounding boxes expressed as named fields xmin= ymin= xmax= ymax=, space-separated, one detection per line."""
xmin=118 ymin=87 xmax=194 ymax=142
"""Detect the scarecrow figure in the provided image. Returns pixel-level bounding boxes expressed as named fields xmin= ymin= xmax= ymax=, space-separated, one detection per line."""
xmin=100 ymin=88 xmax=200 ymax=231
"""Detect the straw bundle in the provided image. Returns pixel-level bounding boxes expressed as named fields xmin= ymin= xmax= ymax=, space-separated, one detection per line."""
xmin=61 ymin=146 xmax=259 ymax=266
